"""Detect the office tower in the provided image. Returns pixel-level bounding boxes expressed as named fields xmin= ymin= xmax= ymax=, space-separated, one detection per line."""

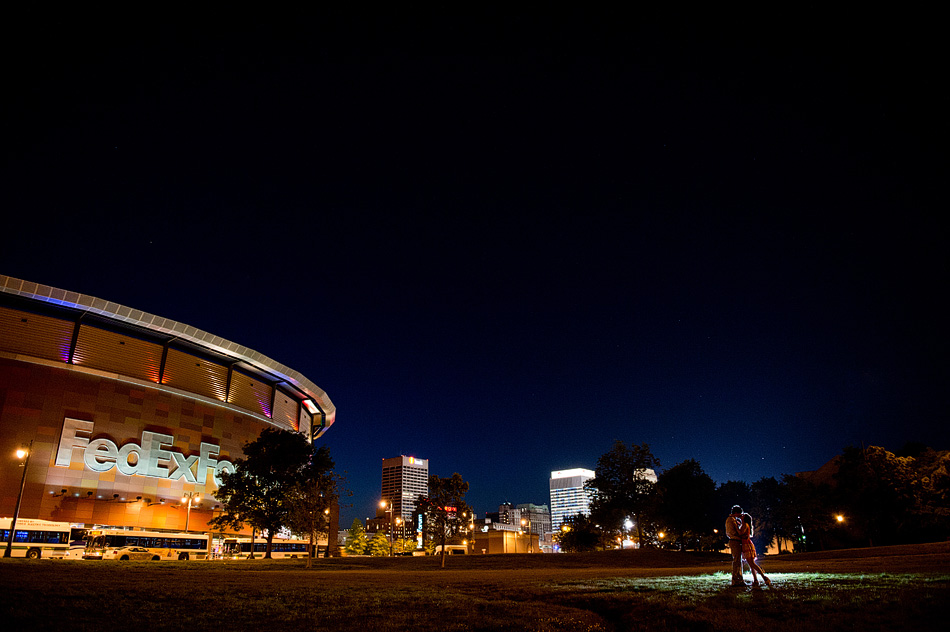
xmin=516 ymin=503 xmax=552 ymax=536
xmin=549 ymin=468 xmax=595 ymax=529
xmin=381 ymin=455 xmax=429 ymax=522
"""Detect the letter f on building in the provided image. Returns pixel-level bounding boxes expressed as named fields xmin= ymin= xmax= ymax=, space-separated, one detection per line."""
xmin=56 ymin=418 xmax=94 ymax=467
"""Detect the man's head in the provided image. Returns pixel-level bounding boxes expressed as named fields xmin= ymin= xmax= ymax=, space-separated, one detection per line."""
xmin=731 ymin=505 xmax=742 ymax=515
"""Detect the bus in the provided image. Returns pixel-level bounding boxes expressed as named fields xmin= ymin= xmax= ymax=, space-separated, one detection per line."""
xmin=221 ymin=537 xmax=313 ymax=559
xmin=83 ymin=529 xmax=211 ymax=560
xmin=433 ymin=544 xmax=467 ymax=555
xmin=0 ymin=518 xmax=71 ymax=559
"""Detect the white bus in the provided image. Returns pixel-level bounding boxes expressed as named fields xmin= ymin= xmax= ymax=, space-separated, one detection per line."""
xmin=0 ymin=518 xmax=72 ymax=559
xmin=84 ymin=528 xmax=211 ymax=560
xmin=221 ymin=537 xmax=313 ymax=559
xmin=434 ymin=544 xmax=468 ymax=555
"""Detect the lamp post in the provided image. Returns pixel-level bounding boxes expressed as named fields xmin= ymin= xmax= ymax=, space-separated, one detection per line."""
xmin=4 ymin=440 xmax=32 ymax=558
xmin=521 ymin=517 xmax=533 ymax=553
xmin=380 ymin=499 xmax=394 ymax=557
xmin=181 ymin=492 xmax=200 ymax=532
xmin=467 ymin=511 xmax=476 ymax=555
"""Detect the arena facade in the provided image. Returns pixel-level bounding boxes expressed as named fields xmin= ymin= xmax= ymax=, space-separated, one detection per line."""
xmin=0 ymin=275 xmax=336 ymax=535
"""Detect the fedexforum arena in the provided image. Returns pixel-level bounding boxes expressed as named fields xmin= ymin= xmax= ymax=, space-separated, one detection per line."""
xmin=0 ymin=274 xmax=336 ymax=543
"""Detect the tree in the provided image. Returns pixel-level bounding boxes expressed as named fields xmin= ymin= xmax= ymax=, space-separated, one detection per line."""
xmin=554 ymin=512 xmax=602 ymax=552
xmin=344 ymin=519 xmax=368 ymax=556
xmin=835 ymin=445 xmax=921 ymax=546
xmin=772 ymin=444 xmax=950 ymax=550
xmin=748 ymin=476 xmax=782 ymax=553
xmin=656 ymin=459 xmax=716 ymax=551
xmin=908 ymin=447 xmax=950 ymax=541
xmin=367 ymin=532 xmax=392 ymax=557
xmin=716 ymin=480 xmax=752 ymax=516
xmin=210 ymin=428 xmax=312 ymax=558
xmin=286 ymin=445 xmax=345 ymax=568
xmin=418 ymin=472 xmax=470 ymax=568
xmin=775 ymin=473 xmax=834 ymax=551
xmin=395 ymin=531 xmax=417 ymax=555
xmin=585 ymin=440 xmax=660 ymax=546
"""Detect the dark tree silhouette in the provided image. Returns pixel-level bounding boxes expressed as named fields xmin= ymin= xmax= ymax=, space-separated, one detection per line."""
xmin=210 ymin=428 xmax=312 ymax=558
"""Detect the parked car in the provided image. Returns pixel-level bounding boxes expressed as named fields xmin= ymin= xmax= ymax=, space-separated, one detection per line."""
xmin=102 ymin=546 xmax=161 ymax=561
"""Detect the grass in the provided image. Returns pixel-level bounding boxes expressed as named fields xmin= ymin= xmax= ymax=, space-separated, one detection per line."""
xmin=1 ymin=545 xmax=948 ymax=631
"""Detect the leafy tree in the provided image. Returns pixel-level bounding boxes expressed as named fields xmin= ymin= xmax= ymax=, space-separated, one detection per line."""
xmin=418 ymin=472 xmax=471 ymax=567
xmin=554 ymin=512 xmax=602 ymax=552
xmin=909 ymin=447 xmax=950 ymax=540
xmin=775 ymin=473 xmax=834 ymax=551
xmin=285 ymin=445 xmax=345 ymax=567
xmin=367 ymin=531 xmax=391 ymax=557
xmin=835 ymin=445 xmax=922 ymax=546
xmin=210 ymin=428 xmax=312 ymax=558
xmin=585 ymin=440 xmax=660 ymax=546
xmin=395 ymin=533 xmax=418 ymax=555
xmin=656 ymin=459 xmax=716 ymax=551
xmin=748 ymin=476 xmax=782 ymax=553
xmin=344 ymin=518 xmax=368 ymax=555
xmin=716 ymin=480 xmax=751 ymax=516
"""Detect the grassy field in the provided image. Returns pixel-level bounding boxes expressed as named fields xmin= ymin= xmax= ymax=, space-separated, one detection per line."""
xmin=1 ymin=543 xmax=948 ymax=631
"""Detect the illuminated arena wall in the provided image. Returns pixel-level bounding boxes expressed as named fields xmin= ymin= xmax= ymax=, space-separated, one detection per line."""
xmin=0 ymin=275 xmax=336 ymax=533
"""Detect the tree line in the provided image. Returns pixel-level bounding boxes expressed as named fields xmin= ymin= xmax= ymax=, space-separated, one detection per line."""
xmin=210 ymin=428 xmax=474 ymax=566
xmin=344 ymin=472 xmax=473 ymax=568
xmin=209 ymin=429 xmax=948 ymax=560
xmin=556 ymin=440 xmax=950 ymax=553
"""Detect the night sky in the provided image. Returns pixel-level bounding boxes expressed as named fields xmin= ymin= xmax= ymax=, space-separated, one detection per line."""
xmin=2 ymin=11 xmax=946 ymax=527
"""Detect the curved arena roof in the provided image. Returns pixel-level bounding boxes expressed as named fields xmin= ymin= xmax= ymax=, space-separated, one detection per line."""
xmin=0 ymin=274 xmax=335 ymax=436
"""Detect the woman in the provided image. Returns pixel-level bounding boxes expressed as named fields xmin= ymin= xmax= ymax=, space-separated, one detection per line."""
xmin=740 ymin=513 xmax=771 ymax=587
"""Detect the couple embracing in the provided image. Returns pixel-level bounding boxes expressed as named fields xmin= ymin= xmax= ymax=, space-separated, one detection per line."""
xmin=725 ymin=505 xmax=771 ymax=587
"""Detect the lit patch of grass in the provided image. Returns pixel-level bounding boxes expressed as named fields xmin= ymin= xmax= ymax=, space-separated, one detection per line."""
xmin=545 ymin=572 xmax=950 ymax=631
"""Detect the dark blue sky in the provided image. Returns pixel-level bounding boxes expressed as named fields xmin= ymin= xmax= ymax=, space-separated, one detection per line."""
xmin=3 ymin=11 xmax=946 ymax=527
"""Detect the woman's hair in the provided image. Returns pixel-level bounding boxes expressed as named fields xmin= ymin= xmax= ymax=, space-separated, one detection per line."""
xmin=742 ymin=513 xmax=754 ymax=536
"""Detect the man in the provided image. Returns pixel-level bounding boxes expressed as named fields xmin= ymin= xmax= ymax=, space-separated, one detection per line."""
xmin=725 ymin=505 xmax=745 ymax=586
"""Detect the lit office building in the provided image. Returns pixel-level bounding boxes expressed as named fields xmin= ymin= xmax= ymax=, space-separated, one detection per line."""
xmin=516 ymin=503 xmax=551 ymax=536
xmin=381 ymin=455 xmax=428 ymax=522
xmin=549 ymin=468 xmax=595 ymax=529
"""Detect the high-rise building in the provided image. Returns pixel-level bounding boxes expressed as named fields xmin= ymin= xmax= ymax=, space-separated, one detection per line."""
xmin=549 ymin=468 xmax=595 ymax=529
xmin=486 ymin=503 xmax=520 ymax=528
xmin=484 ymin=503 xmax=551 ymax=537
xmin=516 ymin=503 xmax=552 ymax=536
xmin=381 ymin=455 xmax=429 ymax=522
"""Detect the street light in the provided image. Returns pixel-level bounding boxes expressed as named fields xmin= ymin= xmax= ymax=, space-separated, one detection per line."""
xmin=521 ymin=517 xmax=533 ymax=553
xmin=467 ymin=511 xmax=476 ymax=554
xmin=4 ymin=440 xmax=32 ymax=558
xmin=181 ymin=492 xmax=200 ymax=532
xmin=380 ymin=499 xmax=394 ymax=557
